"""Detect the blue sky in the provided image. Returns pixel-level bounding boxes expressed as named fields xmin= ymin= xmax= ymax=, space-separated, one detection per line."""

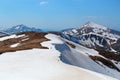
xmin=0 ymin=0 xmax=120 ymax=31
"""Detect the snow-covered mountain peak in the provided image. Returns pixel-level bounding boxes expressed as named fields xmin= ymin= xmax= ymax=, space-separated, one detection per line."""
xmin=80 ymin=21 xmax=109 ymax=34
xmin=79 ymin=21 xmax=120 ymax=40
xmin=12 ymin=24 xmax=28 ymax=29
xmin=62 ymin=21 xmax=120 ymax=52
xmin=82 ymin=21 xmax=108 ymax=30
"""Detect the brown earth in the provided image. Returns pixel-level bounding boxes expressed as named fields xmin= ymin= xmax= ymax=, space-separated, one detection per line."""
xmin=95 ymin=49 xmax=120 ymax=61
xmin=66 ymin=42 xmax=76 ymax=48
xmin=0 ymin=31 xmax=49 ymax=54
xmin=89 ymin=55 xmax=120 ymax=72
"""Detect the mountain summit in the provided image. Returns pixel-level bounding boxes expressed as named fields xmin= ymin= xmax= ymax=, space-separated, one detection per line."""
xmin=80 ymin=21 xmax=109 ymax=34
xmin=82 ymin=21 xmax=108 ymax=29
xmin=79 ymin=21 xmax=120 ymax=40
xmin=0 ymin=25 xmax=120 ymax=79
xmin=62 ymin=21 xmax=120 ymax=52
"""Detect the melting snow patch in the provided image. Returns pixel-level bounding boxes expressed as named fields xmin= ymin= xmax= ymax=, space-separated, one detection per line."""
xmin=0 ymin=35 xmax=16 ymax=41
xmin=10 ymin=43 xmax=20 ymax=48
xmin=15 ymin=34 xmax=25 ymax=38
xmin=0 ymin=34 xmax=26 ymax=41
xmin=21 ymin=38 xmax=29 ymax=41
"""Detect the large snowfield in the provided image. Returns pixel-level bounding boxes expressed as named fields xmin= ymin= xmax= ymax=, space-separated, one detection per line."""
xmin=0 ymin=34 xmax=117 ymax=80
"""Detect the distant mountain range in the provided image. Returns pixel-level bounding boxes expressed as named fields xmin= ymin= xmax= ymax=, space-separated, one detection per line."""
xmin=61 ymin=21 xmax=120 ymax=53
xmin=0 ymin=22 xmax=120 ymax=79
xmin=0 ymin=24 xmax=42 ymax=34
xmin=0 ymin=22 xmax=120 ymax=53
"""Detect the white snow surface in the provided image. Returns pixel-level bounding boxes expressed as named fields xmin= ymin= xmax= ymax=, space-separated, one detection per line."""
xmin=10 ymin=43 xmax=20 ymax=48
xmin=21 ymin=38 xmax=29 ymax=41
xmin=81 ymin=22 xmax=120 ymax=40
xmin=82 ymin=21 xmax=108 ymax=30
xmin=0 ymin=34 xmax=117 ymax=80
xmin=63 ymin=21 xmax=120 ymax=44
xmin=61 ymin=38 xmax=120 ymax=79
xmin=0 ymin=34 xmax=25 ymax=41
xmin=15 ymin=26 xmax=20 ymax=30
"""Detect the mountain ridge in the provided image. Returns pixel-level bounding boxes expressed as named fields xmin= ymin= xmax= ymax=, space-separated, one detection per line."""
xmin=1 ymin=24 xmax=43 ymax=34
xmin=61 ymin=21 xmax=120 ymax=53
xmin=0 ymin=32 xmax=117 ymax=80
xmin=0 ymin=22 xmax=120 ymax=79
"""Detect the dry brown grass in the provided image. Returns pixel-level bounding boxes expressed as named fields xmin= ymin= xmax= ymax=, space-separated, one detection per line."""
xmin=0 ymin=32 xmax=49 ymax=54
xmin=95 ymin=49 xmax=120 ymax=61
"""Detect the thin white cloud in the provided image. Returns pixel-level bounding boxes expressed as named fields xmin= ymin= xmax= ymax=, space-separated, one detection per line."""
xmin=40 ymin=1 xmax=48 ymax=6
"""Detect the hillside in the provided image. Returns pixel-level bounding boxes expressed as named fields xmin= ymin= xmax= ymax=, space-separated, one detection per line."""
xmin=0 ymin=31 xmax=117 ymax=80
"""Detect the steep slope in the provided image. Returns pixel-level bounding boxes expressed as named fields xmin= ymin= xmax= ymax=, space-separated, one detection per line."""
xmin=3 ymin=24 xmax=42 ymax=34
xmin=0 ymin=31 xmax=10 ymax=36
xmin=60 ymin=38 xmax=120 ymax=79
xmin=111 ymin=38 xmax=120 ymax=54
xmin=62 ymin=21 xmax=120 ymax=52
xmin=0 ymin=32 xmax=116 ymax=80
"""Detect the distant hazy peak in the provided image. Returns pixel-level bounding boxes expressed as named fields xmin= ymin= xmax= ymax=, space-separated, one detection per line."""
xmin=2 ymin=24 xmax=42 ymax=34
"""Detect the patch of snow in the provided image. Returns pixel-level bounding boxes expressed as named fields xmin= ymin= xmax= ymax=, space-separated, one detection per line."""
xmin=110 ymin=48 xmax=117 ymax=52
xmin=0 ymin=34 xmax=26 ymax=41
xmin=21 ymin=38 xmax=29 ymax=41
xmin=0 ymin=35 xmax=16 ymax=41
xmin=15 ymin=34 xmax=25 ymax=38
xmin=15 ymin=26 xmax=20 ymax=30
xmin=41 ymin=34 xmax=64 ymax=49
xmin=72 ymin=29 xmax=78 ymax=33
xmin=10 ymin=43 xmax=20 ymax=48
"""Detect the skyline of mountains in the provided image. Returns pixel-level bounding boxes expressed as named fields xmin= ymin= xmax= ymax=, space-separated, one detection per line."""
xmin=0 ymin=21 xmax=120 ymax=53
xmin=1 ymin=24 xmax=42 ymax=34
xmin=0 ymin=21 xmax=120 ymax=33
xmin=0 ymin=21 xmax=120 ymax=79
